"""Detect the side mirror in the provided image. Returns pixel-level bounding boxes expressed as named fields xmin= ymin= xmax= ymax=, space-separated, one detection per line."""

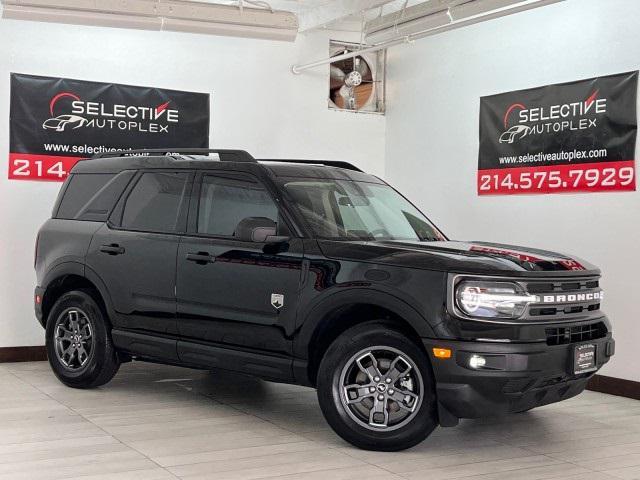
xmin=264 ymin=235 xmax=290 ymax=244
xmin=263 ymin=235 xmax=290 ymax=254
xmin=235 ymin=217 xmax=277 ymax=243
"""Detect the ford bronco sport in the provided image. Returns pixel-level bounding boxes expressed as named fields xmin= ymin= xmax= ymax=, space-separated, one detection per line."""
xmin=35 ymin=149 xmax=615 ymax=451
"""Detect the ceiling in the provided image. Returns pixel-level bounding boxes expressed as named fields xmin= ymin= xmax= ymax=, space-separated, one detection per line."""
xmin=200 ymin=0 xmax=425 ymax=31
xmin=0 ymin=0 xmax=458 ymax=36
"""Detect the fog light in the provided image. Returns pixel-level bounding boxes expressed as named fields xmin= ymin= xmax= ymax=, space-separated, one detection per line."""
xmin=469 ymin=354 xmax=486 ymax=369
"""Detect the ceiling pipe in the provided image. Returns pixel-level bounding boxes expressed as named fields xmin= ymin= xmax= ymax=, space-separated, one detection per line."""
xmin=292 ymin=35 xmax=413 ymax=74
xmin=291 ymin=0 xmax=564 ymax=74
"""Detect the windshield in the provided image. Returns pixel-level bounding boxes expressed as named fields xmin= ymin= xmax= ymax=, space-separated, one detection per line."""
xmin=283 ymin=179 xmax=445 ymax=241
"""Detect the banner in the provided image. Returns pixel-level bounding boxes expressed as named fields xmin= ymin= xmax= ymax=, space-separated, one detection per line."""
xmin=9 ymin=73 xmax=210 ymax=181
xmin=478 ymin=71 xmax=637 ymax=195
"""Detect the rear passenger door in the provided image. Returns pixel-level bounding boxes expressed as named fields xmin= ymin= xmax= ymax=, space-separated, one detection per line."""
xmin=176 ymin=171 xmax=304 ymax=362
xmin=86 ymin=170 xmax=193 ymax=340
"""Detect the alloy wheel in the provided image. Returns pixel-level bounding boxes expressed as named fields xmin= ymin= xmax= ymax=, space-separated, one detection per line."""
xmin=339 ymin=346 xmax=423 ymax=431
xmin=54 ymin=308 xmax=94 ymax=370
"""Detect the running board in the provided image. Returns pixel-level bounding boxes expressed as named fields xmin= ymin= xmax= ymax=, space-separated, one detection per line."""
xmin=112 ymin=329 xmax=294 ymax=382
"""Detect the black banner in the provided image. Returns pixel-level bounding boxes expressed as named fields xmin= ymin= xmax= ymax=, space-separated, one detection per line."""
xmin=9 ymin=73 xmax=210 ymax=181
xmin=478 ymin=71 xmax=637 ymax=195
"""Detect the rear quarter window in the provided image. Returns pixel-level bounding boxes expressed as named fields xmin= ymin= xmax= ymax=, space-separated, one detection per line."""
xmin=55 ymin=171 xmax=135 ymax=221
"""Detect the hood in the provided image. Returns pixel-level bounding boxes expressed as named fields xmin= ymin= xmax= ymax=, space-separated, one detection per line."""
xmin=318 ymin=239 xmax=599 ymax=277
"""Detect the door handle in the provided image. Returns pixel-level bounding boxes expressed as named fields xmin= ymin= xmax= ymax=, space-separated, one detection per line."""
xmin=186 ymin=251 xmax=215 ymax=265
xmin=99 ymin=244 xmax=125 ymax=255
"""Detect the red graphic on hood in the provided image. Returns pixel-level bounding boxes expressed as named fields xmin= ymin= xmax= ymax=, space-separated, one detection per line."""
xmin=557 ymin=259 xmax=586 ymax=271
xmin=470 ymin=246 xmax=543 ymax=264
xmin=469 ymin=246 xmax=585 ymax=270
xmin=49 ymin=92 xmax=80 ymax=116
xmin=156 ymin=101 xmax=170 ymax=115
xmin=503 ymin=102 xmax=525 ymax=128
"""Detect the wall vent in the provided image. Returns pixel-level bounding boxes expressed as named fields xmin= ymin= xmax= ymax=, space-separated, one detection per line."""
xmin=328 ymin=40 xmax=385 ymax=114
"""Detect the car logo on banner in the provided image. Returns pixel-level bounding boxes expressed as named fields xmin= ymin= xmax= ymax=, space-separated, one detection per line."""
xmin=42 ymin=114 xmax=88 ymax=132
xmin=498 ymin=90 xmax=605 ymax=145
xmin=499 ymin=124 xmax=530 ymax=144
xmin=42 ymin=92 xmax=180 ymax=134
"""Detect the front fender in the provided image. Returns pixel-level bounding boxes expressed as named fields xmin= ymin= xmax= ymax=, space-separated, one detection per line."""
xmin=293 ymin=287 xmax=436 ymax=360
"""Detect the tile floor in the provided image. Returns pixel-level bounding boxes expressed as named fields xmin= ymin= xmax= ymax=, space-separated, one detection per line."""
xmin=1 ymin=361 xmax=639 ymax=480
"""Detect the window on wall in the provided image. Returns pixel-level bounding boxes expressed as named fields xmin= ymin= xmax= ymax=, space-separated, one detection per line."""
xmin=197 ymin=173 xmax=278 ymax=237
xmin=122 ymin=172 xmax=189 ymax=233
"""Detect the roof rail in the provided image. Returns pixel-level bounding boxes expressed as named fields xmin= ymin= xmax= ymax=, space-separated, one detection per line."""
xmin=91 ymin=148 xmax=255 ymax=163
xmin=262 ymin=159 xmax=363 ymax=172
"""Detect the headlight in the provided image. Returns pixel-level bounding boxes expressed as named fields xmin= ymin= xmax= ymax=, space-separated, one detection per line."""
xmin=455 ymin=280 xmax=538 ymax=319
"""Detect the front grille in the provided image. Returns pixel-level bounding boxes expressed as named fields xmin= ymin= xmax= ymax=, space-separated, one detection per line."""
xmin=530 ymin=303 xmax=600 ymax=317
xmin=545 ymin=322 xmax=607 ymax=346
xmin=525 ymin=277 xmax=601 ymax=318
xmin=525 ymin=278 xmax=599 ymax=293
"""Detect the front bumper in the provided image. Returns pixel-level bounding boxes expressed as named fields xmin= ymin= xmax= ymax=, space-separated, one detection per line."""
xmin=422 ymin=333 xmax=614 ymax=423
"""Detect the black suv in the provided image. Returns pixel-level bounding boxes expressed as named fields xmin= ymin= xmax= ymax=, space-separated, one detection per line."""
xmin=35 ymin=149 xmax=615 ymax=451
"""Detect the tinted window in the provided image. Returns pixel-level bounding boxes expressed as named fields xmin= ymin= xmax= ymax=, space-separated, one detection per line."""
xmin=122 ymin=172 xmax=189 ymax=233
xmin=74 ymin=171 xmax=136 ymax=222
xmin=198 ymin=174 xmax=278 ymax=236
xmin=283 ymin=179 xmax=445 ymax=241
xmin=56 ymin=173 xmax=115 ymax=219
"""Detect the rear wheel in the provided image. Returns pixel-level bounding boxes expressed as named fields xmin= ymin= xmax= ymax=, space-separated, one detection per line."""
xmin=45 ymin=290 xmax=120 ymax=388
xmin=317 ymin=322 xmax=437 ymax=451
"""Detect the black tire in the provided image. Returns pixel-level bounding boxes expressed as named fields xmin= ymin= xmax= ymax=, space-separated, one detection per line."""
xmin=45 ymin=290 xmax=120 ymax=389
xmin=317 ymin=321 xmax=437 ymax=451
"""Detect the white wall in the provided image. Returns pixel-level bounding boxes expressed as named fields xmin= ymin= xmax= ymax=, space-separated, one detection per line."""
xmin=0 ymin=19 xmax=385 ymax=348
xmin=385 ymin=0 xmax=640 ymax=381
xmin=3 ymin=0 xmax=639 ymax=385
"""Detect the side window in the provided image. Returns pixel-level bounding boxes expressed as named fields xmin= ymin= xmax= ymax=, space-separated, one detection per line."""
xmin=56 ymin=173 xmax=115 ymax=219
xmin=121 ymin=172 xmax=189 ymax=233
xmin=75 ymin=171 xmax=136 ymax=222
xmin=197 ymin=174 xmax=278 ymax=236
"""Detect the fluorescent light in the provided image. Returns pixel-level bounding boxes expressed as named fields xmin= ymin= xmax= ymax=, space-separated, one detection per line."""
xmin=365 ymin=0 xmax=453 ymax=43
xmin=1 ymin=4 xmax=162 ymax=30
xmin=293 ymin=0 xmax=563 ymax=73
xmin=0 ymin=0 xmax=298 ymax=41
xmin=163 ymin=17 xmax=297 ymax=42
xmin=367 ymin=10 xmax=450 ymax=43
xmin=365 ymin=0 xmax=558 ymax=44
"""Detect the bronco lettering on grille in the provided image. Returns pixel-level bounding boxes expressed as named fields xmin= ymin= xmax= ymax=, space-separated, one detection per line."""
xmin=541 ymin=291 xmax=603 ymax=303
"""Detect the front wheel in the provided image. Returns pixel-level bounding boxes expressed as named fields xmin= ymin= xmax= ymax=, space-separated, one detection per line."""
xmin=45 ymin=290 xmax=120 ymax=389
xmin=317 ymin=322 xmax=437 ymax=451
